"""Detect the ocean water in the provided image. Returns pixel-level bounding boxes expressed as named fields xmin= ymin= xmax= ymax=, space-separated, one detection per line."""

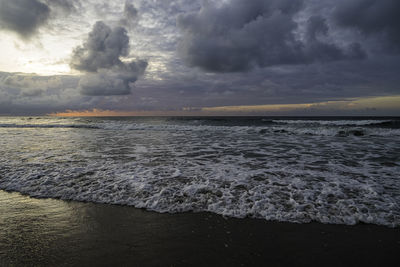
xmin=0 ymin=116 xmax=399 ymax=227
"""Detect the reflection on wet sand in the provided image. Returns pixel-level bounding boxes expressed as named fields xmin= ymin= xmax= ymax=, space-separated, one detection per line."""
xmin=1 ymin=190 xmax=400 ymax=266
xmin=0 ymin=191 xmax=85 ymax=265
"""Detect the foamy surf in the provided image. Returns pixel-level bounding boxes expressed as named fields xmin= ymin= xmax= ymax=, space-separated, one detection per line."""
xmin=0 ymin=116 xmax=399 ymax=227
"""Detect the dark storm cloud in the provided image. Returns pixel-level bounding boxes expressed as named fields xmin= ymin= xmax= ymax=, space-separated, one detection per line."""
xmin=0 ymin=0 xmax=80 ymax=38
xmin=70 ymin=21 xmax=147 ymax=96
xmin=0 ymin=0 xmax=50 ymax=38
xmin=334 ymin=0 xmax=400 ymax=52
xmin=304 ymin=15 xmax=366 ymax=62
xmin=177 ymin=0 xmax=365 ymax=73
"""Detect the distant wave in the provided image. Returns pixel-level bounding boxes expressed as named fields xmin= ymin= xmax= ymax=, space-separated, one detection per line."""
xmin=271 ymin=119 xmax=398 ymax=127
xmin=0 ymin=123 xmax=99 ymax=129
xmin=2 ymin=121 xmax=400 ymax=137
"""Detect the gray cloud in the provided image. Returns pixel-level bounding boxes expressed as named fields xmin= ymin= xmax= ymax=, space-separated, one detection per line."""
xmin=304 ymin=15 xmax=366 ymax=62
xmin=124 ymin=1 xmax=138 ymax=18
xmin=71 ymin=21 xmax=147 ymax=96
xmin=334 ymin=0 xmax=400 ymax=52
xmin=46 ymin=0 xmax=81 ymax=13
xmin=78 ymin=60 xmax=147 ymax=96
xmin=0 ymin=0 xmax=81 ymax=38
xmin=0 ymin=72 xmax=84 ymax=115
xmin=0 ymin=0 xmax=50 ymax=38
xmin=132 ymin=53 xmax=400 ymax=109
xmin=120 ymin=1 xmax=139 ymax=28
xmin=3 ymin=74 xmax=62 ymax=91
xmin=71 ymin=21 xmax=130 ymax=72
xmin=177 ymin=0 xmax=366 ymax=73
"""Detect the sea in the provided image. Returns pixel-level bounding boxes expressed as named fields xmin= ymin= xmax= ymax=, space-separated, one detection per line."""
xmin=0 ymin=116 xmax=399 ymax=227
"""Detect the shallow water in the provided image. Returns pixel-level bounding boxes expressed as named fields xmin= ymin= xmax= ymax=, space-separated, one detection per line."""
xmin=0 ymin=116 xmax=399 ymax=226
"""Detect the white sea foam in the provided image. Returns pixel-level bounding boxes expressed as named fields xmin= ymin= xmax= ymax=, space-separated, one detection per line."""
xmin=0 ymin=117 xmax=399 ymax=227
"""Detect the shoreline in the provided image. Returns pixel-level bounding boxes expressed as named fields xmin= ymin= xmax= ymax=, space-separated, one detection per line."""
xmin=1 ymin=190 xmax=399 ymax=266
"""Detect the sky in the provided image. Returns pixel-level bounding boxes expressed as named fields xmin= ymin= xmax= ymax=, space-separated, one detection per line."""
xmin=0 ymin=0 xmax=399 ymax=116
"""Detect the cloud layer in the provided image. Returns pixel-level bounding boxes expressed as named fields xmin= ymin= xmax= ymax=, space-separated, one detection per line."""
xmin=0 ymin=0 xmax=399 ymax=115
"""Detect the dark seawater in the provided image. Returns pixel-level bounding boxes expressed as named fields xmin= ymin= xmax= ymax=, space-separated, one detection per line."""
xmin=0 ymin=116 xmax=399 ymax=227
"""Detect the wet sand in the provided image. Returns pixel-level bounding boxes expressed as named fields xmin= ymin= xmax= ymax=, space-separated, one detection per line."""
xmin=0 ymin=190 xmax=399 ymax=266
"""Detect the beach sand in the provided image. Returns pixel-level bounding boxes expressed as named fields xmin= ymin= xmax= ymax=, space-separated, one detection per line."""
xmin=0 ymin=190 xmax=399 ymax=266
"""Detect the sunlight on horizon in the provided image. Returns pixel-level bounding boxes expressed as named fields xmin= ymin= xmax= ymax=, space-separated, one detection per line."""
xmin=49 ymin=95 xmax=400 ymax=117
